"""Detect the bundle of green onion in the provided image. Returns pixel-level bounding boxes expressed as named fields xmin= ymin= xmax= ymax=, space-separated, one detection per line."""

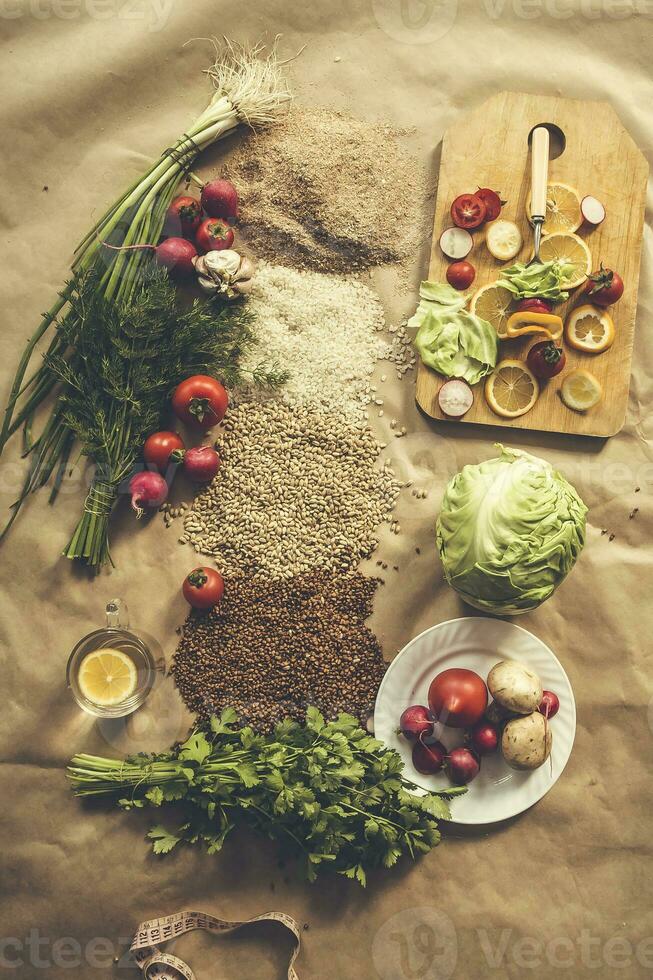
xmin=0 ymin=40 xmax=291 ymax=563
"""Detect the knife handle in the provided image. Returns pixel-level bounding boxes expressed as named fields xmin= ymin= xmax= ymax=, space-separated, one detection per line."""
xmin=530 ymin=126 xmax=550 ymax=219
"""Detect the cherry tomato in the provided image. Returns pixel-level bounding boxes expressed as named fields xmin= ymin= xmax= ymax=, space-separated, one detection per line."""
xmin=182 ymin=566 xmax=225 ymax=610
xmin=166 ymin=195 xmax=202 ymax=238
xmin=526 ymin=340 xmax=566 ymax=379
xmin=476 ymin=187 xmax=504 ymax=222
xmin=172 ymin=375 xmax=229 ymax=431
xmin=143 ymin=431 xmax=185 ymax=473
xmin=428 ymin=668 xmax=488 ymax=729
xmin=585 ymin=265 xmax=624 ymax=306
xmin=195 ymin=217 xmax=235 ymax=254
xmin=450 ymin=193 xmax=487 ymax=230
xmin=446 ymin=260 xmax=476 ymax=290
xmin=515 ymin=298 xmax=553 ymax=315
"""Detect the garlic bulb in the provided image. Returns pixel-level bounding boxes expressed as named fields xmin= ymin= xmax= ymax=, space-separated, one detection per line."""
xmin=193 ymin=250 xmax=255 ymax=299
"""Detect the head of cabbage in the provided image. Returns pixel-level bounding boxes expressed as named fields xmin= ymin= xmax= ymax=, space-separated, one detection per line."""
xmin=436 ymin=446 xmax=587 ymax=615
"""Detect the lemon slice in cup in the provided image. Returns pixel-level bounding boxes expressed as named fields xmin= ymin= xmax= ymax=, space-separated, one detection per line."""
xmin=538 ymin=232 xmax=592 ymax=289
xmin=470 ymin=283 xmax=514 ymax=339
xmin=527 ymin=181 xmax=582 ymax=235
xmin=78 ymin=648 xmax=138 ymax=706
xmin=565 ymin=304 xmax=615 ymax=353
xmin=485 ymin=359 xmax=540 ymax=418
xmin=560 ymin=368 xmax=603 ymax=412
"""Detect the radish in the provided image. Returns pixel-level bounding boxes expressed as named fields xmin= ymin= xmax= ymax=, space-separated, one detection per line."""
xmin=399 ymin=705 xmax=434 ymax=742
xmin=103 ymin=237 xmax=197 ymax=280
xmin=581 ymin=196 xmax=606 ymax=226
xmin=182 ymin=445 xmax=221 ymax=483
xmin=412 ymin=738 xmax=446 ymax=775
xmin=468 ymin=721 xmax=499 ymax=756
xmin=201 ymin=179 xmax=239 ymax=220
xmin=438 ymin=379 xmax=473 ymax=418
xmin=538 ymin=690 xmax=560 ymax=719
xmin=439 ymin=226 xmax=473 ymax=260
xmin=128 ymin=471 xmax=168 ymax=518
xmin=445 ymin=747 xmax=480 ymax=785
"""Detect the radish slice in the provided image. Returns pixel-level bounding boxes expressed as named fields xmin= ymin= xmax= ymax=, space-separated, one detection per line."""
xmin=438 ymin=379 xmax=474 ymax=417
xmin=581 ymin=196 xmax=606 ymax=226
xmin=439 ymin=227 xmax=473 ymax=260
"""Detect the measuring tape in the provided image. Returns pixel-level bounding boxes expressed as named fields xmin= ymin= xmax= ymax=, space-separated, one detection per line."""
xmin=130 ymin=909 xmax=303 ymax=980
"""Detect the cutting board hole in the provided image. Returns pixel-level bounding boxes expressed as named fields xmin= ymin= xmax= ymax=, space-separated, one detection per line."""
xmin=528 ymin=123 xmax=566 ymax=159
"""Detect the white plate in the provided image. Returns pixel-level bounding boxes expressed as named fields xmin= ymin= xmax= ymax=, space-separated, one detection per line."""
xmin=374 ymin=617 xmax=576 ymax=825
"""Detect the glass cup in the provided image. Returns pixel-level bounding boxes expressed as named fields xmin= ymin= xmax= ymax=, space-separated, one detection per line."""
xmin=66 ymin=599 xmax=155 ymax=718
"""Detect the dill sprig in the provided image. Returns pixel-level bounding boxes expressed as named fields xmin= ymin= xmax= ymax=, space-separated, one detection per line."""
xmin=45 ymin=268 xmax=286 ymax=569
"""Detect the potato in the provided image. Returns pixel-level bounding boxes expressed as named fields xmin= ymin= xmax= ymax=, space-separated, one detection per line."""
xmin=502 ymin=712 xmax=552 ymax=770
xmin=487 ymin=660 xmax=543 ymax=715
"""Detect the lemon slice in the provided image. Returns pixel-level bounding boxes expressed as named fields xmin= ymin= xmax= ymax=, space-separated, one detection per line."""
xmin=470 ymin=283 xmax=514 ymax=339
xmin=538 ymin=232 xmax=592 ymax=289
xmin=565 ymin=304 xmax=615 ymax=353
xmin=78 ymin=648 xmax=138 ymax=706
xmin=527 ymin=181 xmax=582 ymax=235
xmin=486 ymin=219 xmax=523 ymax=261
xmin=485 ymin=359 xmax=540 ymax=418
xmin=560 ymin=368 xmax=603 ymax=412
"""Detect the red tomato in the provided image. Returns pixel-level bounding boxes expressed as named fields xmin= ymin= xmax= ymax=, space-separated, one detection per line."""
xmin=143 ymin=431 xmax=185 ymax=473
xmin=446 ymin=260 xmax=476 ymax=290
xmin=526 ymin=340 xmax=566 ymax=379
xmin=450 ymin=193 xmax=487 ymax=230
xmin=172 ymin=376 xmax=229 ymax=431
xmin=515 ymin=298 xmax=553 ymax=315
xmin=182 ymin=567 xmax=225 ymax=610
xmin=476 ymin=187 xmax=504 ymax=222
xmin=166 ymin=195 xmax=202 ymax=238
xmin=585 ymin=265 xmax=624 ymax=306
xmin=428 ymin=668 xmax=488 ymax=729
xmin=195 ymin=217 xmax=235 ymax=254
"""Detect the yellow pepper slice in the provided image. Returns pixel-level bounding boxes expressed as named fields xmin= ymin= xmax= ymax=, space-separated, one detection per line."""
xmin=505 ymin=311 xmax=563 ymax=341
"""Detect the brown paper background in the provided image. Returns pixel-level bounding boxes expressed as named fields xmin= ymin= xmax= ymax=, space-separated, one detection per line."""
xmin=1 ymin=1 xmax=652 ymax=977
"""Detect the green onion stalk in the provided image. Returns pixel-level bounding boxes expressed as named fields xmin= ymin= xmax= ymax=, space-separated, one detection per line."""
xmin=0 ymin=40 xmax=291 ymax=557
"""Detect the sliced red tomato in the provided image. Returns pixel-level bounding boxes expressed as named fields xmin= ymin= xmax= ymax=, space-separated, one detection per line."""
xmin=450 ymin=193 xmax=487 ymax=230
xmin=476 ymin=187 xmax=504 ymax=222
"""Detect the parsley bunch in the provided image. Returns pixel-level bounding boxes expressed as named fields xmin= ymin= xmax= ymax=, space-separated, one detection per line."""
xmin=67 ymin=708 xmax=465 ymax=885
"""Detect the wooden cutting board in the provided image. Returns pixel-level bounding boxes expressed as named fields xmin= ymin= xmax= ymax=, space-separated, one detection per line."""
xmin=415 ymin=92 xmax=648 ymax=438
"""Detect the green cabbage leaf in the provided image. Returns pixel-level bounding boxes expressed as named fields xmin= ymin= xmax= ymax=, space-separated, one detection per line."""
xmin=436 ymin=445 xmax=587 ymax=615
xmin=409 ymin=281 xmax=498 ymax=385
xmin=497 ymin=260 xmax=572 ymax=302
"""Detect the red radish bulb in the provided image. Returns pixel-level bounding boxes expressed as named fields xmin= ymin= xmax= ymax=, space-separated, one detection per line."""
xmin=439 ymin=227 xmax=473 ymax=260
xmin=143 ymin=431 xmax=185 ymax=473
xmin=438 ymin=379 xmax=473 ymax=418
xmin=399 ymin=705 xmax=434 ymax=742
xmin=196 ymin=218 xmax=235 ymax=254
xmin=128 ymin=471 xmax=168 ymax=518
xmin=103 ymin=238 xmax=198 ymax=280
xmin=428 ymin=668 xmax=488 ymax=728
xmin=182 ymin=446 xmax=221 ymax=483
xmin=445 ymin=747 xmax=480 ymax=785
xmin=539 ymin=690 xmax=560 ymax=719
xmin=468 ymin=721 xmax=499 ymax=756
xmin=581 ymin=196 xmax=606 ymax=226
xmin=166 ymin=195 xmax=202 ymax=238
xmin=412 ymin=739 xmax=447 ymax=775
xmin=201 ymin=179 xmax=239 ymax=219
